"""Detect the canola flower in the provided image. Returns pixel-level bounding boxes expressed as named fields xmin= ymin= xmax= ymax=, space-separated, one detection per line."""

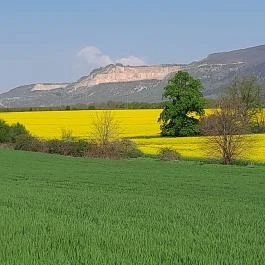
xmin=134 ymin=136 xmax=205 ymax=158
xmin=0 ymin=109 xmax=216 ymax=139
xmin=0 ymin=109 xmax=162 ymax=139
xmin=1 ymin=109 xmax=264 ymax=162
xmin=134 ymin=134 xmax=265 ymax=162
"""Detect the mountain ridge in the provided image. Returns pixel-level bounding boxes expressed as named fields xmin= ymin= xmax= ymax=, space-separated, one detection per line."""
xmin=1 ymin=44 xmax=265 ymax=108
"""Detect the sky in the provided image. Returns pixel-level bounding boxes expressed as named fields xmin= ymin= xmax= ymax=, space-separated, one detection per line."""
xmin=1 ymin=0 xmax=265 ymax=92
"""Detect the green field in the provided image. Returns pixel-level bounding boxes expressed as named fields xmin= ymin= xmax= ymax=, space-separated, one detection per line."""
xmin=1 ymin=149 xmax=265 ymax=264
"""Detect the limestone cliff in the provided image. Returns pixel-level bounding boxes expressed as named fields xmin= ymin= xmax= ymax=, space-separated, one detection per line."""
xmin=72 ymin=64 xmax=183 ymax=90
xmin=31 ymin=83 xmax=68 ymax=91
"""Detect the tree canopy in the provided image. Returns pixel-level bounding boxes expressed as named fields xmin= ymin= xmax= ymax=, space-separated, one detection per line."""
xmin=159 ymin=71 xmax=205 ymax=136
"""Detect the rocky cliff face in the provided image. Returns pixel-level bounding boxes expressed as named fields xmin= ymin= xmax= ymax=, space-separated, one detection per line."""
xmin=31 ymin=83 xmax=68 ymax=91
xmin=71 ymin=64 xmax=183 ymax=90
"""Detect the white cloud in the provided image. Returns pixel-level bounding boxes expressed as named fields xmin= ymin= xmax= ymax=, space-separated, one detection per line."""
xmin=77 ymin=46 xmax=113 ymax=68
xmin=75 ymin=46 xmax=146 ymax=75
xmin=115 ymin=55 xmax=145 ymax=66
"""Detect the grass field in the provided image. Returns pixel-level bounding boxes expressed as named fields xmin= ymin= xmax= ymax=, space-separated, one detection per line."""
xmin=1 ymin=149 xmax=265 ymax=264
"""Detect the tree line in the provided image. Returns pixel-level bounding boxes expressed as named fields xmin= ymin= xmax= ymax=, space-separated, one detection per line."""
xmin=0 ymin=98 xmax=217 ymax=113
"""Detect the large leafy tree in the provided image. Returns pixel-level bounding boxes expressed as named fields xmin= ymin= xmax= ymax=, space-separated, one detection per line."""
xmin=159 ymin=71 xmax=205 ymax=136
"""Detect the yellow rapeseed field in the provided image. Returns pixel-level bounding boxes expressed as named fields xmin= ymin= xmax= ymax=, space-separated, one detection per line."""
xmin=134 ymin=134 xmax=265 ymax=162
xmin=0 ymin=110 xmax=162 ymax=138
xmin=1 ymin=109 xmax=265 ymax=162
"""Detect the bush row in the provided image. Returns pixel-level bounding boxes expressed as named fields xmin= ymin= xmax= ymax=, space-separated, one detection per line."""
xmin=14 ymin=135 xmax=143 ymax=159
xmin=1 ymin=119 xmax=183 ymax=161
xmin=0 ymin=119 xmax=143 ymax=159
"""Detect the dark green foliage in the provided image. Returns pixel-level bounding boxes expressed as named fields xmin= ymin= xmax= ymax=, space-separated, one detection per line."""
xmin=0 ymin=119 xmax=29 ymax=143
xmin=14 ymin=136 xmax=92 ymax=157
xmin=46 ymin=139 xmax=92 ymax=157
xmin=46 ymin=139 xmax=73 ymax=155
xmin=250 ymin=124 xmax=265 ymax=133
xmin=0 ymin=120 xmax=9 ymax=142
xmin=118 ymin=139 xmax=143 ymax=158
xmin=158 ymin=147 xmax=181 ymax=160
xmin=159 ymin=71 xmax=205 ymax=136
xmin=14 ymin=134 xmax=45 ymax=152
xmin=8 ymin=123 xmax=29 ymax=143
xmin=1 ymin=149 xmax=265 ymax=264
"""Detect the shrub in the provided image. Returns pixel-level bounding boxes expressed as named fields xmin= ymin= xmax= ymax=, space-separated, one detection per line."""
xmin=46 ymin=139 xmax=67 ymax=155
xmin=0 ymin=120 xmax=9 ymax=143
xmin=87 ymin=139 xmax=143 ymax=160
xmin=1 ymin=119 xmax=142 ymax=160
xmin=158 ymin=147 xmax=181 ymax=161
xmin=0 ymin=120 xmax=30 ymax=143
xmin=88 ymin=142 xmax=121 ymax=159
xmin=63 ymin=139 xmax=92 ymax=157
xmin=118 ymin=139 xmax=143 ymax=158
xmin=14 ymin=134 xmax=45 ymax=152
xmin=13 ymin=134 xmax=142 ymax=159
xmin=8 ymin=123 xmax=29 ymax=143
xmin=46 ymin=139 xmax=92 ymax=157
xmin=68 ymin=140 xmax=92 ymax=157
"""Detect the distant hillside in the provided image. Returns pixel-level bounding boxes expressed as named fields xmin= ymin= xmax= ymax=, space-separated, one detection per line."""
xmin=1 ymin=45 xmax=265 ymax=108
xmin=200 ymin=45 xmax=265 ymax=65
xmin=188 ymin=45 xmax=265 ymax=96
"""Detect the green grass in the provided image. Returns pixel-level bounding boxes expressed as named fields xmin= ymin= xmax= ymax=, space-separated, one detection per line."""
xmin=1 ymin=149 xmax=265 ymax=265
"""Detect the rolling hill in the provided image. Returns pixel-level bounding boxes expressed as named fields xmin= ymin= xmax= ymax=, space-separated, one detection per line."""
xmin=1 ymin=45 xmax=265 ymax=108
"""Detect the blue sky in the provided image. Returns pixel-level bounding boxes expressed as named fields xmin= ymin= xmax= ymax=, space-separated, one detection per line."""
xmin=1 ymin=0 xmax=265 ymax=92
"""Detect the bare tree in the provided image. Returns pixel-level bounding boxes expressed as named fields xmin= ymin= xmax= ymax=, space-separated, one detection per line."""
xmin=200 ymin=76 xmax=264 ymax=164
xmin=200 ymin=97 xmax=251 ymax=164
xmin=90 ymin=111 xmax=120 ymax=146
xmin=226 ymin=76 xmax=265 ymax=130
